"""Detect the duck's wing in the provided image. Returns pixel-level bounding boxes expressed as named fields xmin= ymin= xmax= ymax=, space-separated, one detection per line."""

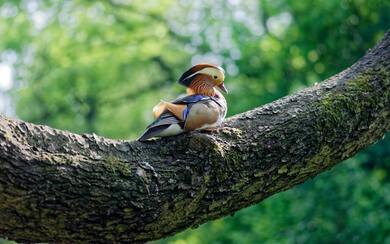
xmin=153 ymin=94 xmax=211 ymax=119
xmin=137 ymin=112 xmax=185 ymax=141
xmin=171 ymin=94 xmax=211 ymax=104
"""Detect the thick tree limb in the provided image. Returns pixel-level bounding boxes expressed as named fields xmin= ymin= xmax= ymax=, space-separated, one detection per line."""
xmin=1 ymin=31 xmax=390 ymax=243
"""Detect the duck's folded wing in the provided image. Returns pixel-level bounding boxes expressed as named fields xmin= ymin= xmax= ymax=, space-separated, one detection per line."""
xmin=153 ymin=94 xmax=211 ymax=119
xmin=172 ymin=94 xmax=211 ymax=104
xmin=138 ymin=113 xmax=185 ymax=141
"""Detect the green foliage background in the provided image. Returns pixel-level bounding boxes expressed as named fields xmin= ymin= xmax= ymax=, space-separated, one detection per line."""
xmin=0 ymin=0 xmax=389 ymax=243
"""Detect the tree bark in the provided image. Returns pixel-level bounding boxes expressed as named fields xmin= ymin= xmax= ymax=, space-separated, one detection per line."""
xmin=1 ymin=31 xmax=390 ymax=243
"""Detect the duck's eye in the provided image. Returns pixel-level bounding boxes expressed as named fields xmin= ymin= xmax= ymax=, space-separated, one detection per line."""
xmin=213 ymin=75 xmax=218 ymax=79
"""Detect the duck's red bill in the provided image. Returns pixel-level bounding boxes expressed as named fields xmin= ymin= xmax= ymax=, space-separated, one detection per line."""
xmin=217 ymin=83 xmax=228 ymax=93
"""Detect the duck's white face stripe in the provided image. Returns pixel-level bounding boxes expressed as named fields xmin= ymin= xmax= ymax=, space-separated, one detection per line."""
xmin=198 ymin=67 xmax=225 ymax=81
xmin=184 ymin=67 xmax=225 ymax=83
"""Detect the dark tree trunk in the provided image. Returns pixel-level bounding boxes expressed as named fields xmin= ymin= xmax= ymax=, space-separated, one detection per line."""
xmin=0 ymin=31 xmax=389 ymax=243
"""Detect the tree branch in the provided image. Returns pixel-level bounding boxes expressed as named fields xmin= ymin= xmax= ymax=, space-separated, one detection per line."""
xmin=1 ymin=31 xmax=389 ymax=243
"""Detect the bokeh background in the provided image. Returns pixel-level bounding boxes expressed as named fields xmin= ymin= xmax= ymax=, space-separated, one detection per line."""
xmin=0 ymin=0 xmax=390 ymax=243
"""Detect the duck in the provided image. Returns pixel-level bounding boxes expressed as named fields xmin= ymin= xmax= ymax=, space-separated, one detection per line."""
xmin=138 ymin=63 xmax=228 ymax=141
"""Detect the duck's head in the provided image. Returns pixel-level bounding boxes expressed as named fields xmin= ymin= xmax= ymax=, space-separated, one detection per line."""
xmin=178 ymin=63 xmax=228 ymax=95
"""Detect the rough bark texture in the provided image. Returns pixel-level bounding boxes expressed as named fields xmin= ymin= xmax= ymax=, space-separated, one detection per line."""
xmin=1 ymin=31 xmax=390 ymax=243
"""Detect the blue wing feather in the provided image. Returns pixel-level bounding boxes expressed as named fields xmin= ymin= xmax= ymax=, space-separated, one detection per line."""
xmin=172 ymin=94 xmax=210 ymax=104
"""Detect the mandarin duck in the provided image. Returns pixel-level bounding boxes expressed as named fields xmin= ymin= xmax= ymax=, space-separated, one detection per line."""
xmin=138 ymin=63 xmax=228 ymax=141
